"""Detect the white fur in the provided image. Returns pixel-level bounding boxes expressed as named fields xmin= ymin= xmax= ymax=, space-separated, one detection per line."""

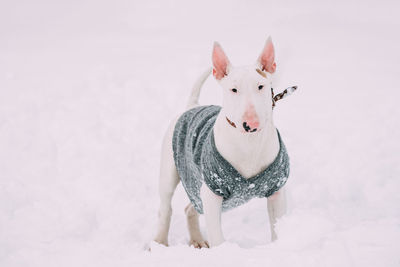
xmin=154 ymin=38 xmax=287 ymax=248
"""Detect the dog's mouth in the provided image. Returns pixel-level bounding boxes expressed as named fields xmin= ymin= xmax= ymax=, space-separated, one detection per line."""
xmin=226 ymin=117 xmax=236 ymax=128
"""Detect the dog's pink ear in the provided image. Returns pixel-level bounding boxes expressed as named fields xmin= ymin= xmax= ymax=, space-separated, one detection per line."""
xmin=257 ymin=37 xmax=276 ymax=73
xmin=212 ymin=42 xmax=231 ymax=80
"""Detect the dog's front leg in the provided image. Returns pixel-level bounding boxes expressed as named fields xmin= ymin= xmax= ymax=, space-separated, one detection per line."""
xmin=267 ymin=187 xmax=287 ymax=241
xmin=201 ymin=184 xmax=224 ymax=247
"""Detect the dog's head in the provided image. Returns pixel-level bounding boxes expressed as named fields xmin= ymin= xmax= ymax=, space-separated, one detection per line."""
xmin=212 ymin=37 xmax=276 ymax=133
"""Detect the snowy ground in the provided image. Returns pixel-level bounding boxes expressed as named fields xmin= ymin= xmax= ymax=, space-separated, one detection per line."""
xmin=1 ymin=0 xmax=400 ymax=266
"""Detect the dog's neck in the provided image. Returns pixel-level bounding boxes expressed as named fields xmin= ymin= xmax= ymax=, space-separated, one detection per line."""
xmin=213 ymin=108 xmax=280 ymax=179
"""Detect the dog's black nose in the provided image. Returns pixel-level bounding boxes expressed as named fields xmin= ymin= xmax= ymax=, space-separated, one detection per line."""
xmin=243 ymin=122 xmax=250 ymax=132
xmin=243 ymin=122 xmax=257 ymax=133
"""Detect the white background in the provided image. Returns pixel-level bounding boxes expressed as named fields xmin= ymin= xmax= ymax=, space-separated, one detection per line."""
xmin=1 ymin=0 xmax=399 ymax=266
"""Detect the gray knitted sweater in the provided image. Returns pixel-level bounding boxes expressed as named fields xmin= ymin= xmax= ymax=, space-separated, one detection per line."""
xmin=172 ymin=105 xmax=290 ymax=214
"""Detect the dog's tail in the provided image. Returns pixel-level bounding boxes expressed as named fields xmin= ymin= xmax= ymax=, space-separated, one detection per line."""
xmin=186 ymin=67 xmax=212 ymax=109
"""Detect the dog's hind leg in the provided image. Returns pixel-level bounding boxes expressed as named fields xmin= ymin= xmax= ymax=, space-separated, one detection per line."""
xmin=154 ymin=120 xmax=180 ymax=246
xmin=154 ymin=68 xmax=210 ymax=246
xmin=185 ymin=203 xmax=209 ymax=248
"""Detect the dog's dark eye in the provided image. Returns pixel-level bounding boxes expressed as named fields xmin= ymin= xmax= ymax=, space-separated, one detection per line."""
xmin=231 ymin=88 xmax=238 ymax=93
xmin=258 ymin=85 xmax=264 ymax=90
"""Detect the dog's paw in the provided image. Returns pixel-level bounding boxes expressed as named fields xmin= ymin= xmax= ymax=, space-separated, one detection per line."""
xmin=148 ymin=240 xmax=170 ymax=253
xmin=152 ymin=238 xmax=169 ymax=247
xmin=189 ymin=239 xmax=210 ymax=249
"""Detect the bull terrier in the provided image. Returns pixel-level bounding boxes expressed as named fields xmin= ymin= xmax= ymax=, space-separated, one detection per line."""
xmin=153 ymin=37 xmax=292 ymax=248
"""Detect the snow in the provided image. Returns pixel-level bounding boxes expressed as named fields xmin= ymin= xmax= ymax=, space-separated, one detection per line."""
xmin=1 ymin=0 xmax=399 ymax=266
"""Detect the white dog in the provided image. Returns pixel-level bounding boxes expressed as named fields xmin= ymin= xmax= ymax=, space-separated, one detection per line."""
xmin=154 ymin=37 xmax=290 ymax=248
